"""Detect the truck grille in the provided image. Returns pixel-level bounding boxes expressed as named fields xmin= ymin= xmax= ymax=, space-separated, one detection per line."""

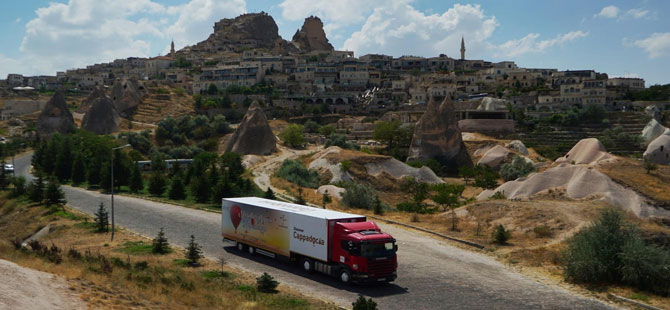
xmin=367 ymin=258 xmax=395 ymax=277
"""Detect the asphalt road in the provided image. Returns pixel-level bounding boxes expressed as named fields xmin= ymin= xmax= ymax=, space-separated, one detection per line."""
xmin=15 ymin=153 xmax=618 ymax=309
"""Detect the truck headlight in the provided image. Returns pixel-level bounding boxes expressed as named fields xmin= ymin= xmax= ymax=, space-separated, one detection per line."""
xmin=353 ymin=264 xmax=358 ymax=270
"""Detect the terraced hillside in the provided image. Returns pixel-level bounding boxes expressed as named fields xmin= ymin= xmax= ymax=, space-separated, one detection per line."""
xmin=132 ymin=87 xmax=194 ymax=124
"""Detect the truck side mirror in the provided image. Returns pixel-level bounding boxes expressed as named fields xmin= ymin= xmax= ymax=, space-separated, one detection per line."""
xmin=394 ymin=244 xmax=398 ymax=252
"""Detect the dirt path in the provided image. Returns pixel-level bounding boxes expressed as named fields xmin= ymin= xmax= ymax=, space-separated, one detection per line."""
xmin=0 ymin=259 xmax=85 ymax=310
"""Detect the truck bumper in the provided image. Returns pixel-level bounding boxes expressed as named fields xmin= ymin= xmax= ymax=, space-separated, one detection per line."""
xmin=352 ymin=272 xmax=397 ymax=283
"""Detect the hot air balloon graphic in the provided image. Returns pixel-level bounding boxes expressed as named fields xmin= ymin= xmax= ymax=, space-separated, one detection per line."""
xmin=230 ymin=205 xmax=242 ymax=232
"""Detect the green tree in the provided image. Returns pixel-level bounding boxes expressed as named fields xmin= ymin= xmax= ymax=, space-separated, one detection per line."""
xmin=373 ymin=120 xmax=413 ymax=148
xmin=87 ymin=157 xmax=102 ymax=187
xmin=256 ymin=272 xmax=279 ymax=293
xmin=492 ymin=224 xmax=511 ymax=245
xmin=185 ymin=235 xmax=203 ymax=266
xmin=10 ymin=176 xmax=26 ymax=198
xmin=129 ymin=163 xmax=144 ymax=193
xmin=94 ymin=203 xmax=109 ymax=233
xmin=322 ymin=192 xmax=331 ymax=208
xmin=644 ymin=159 xmax=658 ymax=174
xmin=373 ymin=195 xmax=384 ymax=215
xmin=55 ymin=137 xmax=73 ymax=182
xmin=152 ymin=227 xmax=170 ymax=254
xmin=71 ymin=153 xmax=86 ymax=185
xmin=318 ymin=125 xmax=336 ymax=137
xmin=474 ymin=166 xmax=499 ymax=189
xmin=431 ymin=183 xmax=465 ymax=231
xmin=207 ymin=83 xmax=219 ymax=95
xmin=295 ymin=187 xmax=306 ymax=205
xmin=45 ymin=177 xmax=66 ymax=208
xmin=304 ymin=120 xmax=320 ymax=133
xmin=264 ymin=187 xmax=276 ymax=200
xmin=148 ymin=172 xmax=167 ymax=196
xmin=168 ymin=175 xmax=186 ymax=200
xmin=352 ymin=295 xmax=378 ymax=310
xmin=0 ymin=159 xmax=7 ymax=190
xmin=100 ymin=162 xmax=112 ymax=192
xmin=28 ymin=174 xmax=46 ymax=203
xmin=220 ymin=152 xmax=244 ymax=181
xmin=342 ymin=182 xmax=377 ymax=210
xmin=190 ymin=174 xmax=210 ymax=203
xmin=499 ymin=156 xmax=534 ymax=181
xmin=458 ymin=166 xmax=475 ymax=185
xmin=279 ymin=124 xmax=305 ymax=148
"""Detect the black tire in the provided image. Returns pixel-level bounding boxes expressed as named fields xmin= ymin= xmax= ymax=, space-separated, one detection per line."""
xmin=236 ymin=242 xmax=245 ymax=252
xmin=339 ymin=268 xmax=352 ymax=284
xmin=300 ymin=257 xmax=313 ymax=273
xmin=248 ymin=245 xmax=255 ymax=255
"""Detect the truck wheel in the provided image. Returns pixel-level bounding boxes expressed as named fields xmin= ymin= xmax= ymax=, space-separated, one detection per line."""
xmin=301 ymin=258 xmax=313 ymax=272
xmin=236 ymin=242 xmax=244 ymax=251
xmin=339 ymin=269 xmax=351 ymax=284
xmin=248 ymin=246 xmax=255 ymax=255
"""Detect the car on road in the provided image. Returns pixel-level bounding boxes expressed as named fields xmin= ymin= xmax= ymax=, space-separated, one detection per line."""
xmin=3 ymin=164 xmax=14 ymax=174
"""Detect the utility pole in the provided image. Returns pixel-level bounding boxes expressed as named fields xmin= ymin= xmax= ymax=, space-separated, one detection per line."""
xmin=110 ymin=144 xmax=131 ymax=241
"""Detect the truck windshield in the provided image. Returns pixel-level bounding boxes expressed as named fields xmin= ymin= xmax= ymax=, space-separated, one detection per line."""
xmin=360 ymin=241 xmax=396 ymax=258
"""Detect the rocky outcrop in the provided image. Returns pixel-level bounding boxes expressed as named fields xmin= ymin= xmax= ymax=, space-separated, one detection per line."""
xmin=81 ymin=95 xmax=119 ymax=134
xmin=407 ymin=96 xmax=472 ymax=171
xmin=291 ymin=16 xmax=333 ymax=52
xmin=476 ymin=145 xmax=510 ymax=168
xmin=643 ymin=129 xmax=670 ymax=165
xmin=222 ymin=102 xmax=276 ymax=155
xmin=110 ymin=78 xmax=145 ymax=116
xmin=191 ymin=12 xmax=296 ymax=54
xmin=77 ymin=86 xmax=106 ymax=113
xmin=642 ymin=118 xmax=668 ymax=144
xmin=37 ymin=90 xmax=75 ymax=138
xmin=505 ymin=140 xmax=529 ymax=155
xmin=556 ymin=138 xmax=615 ymax=165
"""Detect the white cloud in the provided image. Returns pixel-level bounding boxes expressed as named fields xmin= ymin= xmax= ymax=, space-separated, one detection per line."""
xmin=595 ymin=5 xmax=619 ymax=18
xmin=343 ymin=2 xmax=497 ymax=58
xmin=495 ymin=31 xmax=588 ymax=58
xmin=625 ymin=8 xmax=649 ymax=19
xmin=165 ymin=0 xmax=246 ymax=51
xmin=1 ymin=0 xmax=246 ymax=78
xmin=634 ymin=33 xmax=670 ymax=58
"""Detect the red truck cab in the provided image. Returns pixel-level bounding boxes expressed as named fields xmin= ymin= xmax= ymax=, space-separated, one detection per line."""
xmin=331 ymin=221 xmax=398 ymax=283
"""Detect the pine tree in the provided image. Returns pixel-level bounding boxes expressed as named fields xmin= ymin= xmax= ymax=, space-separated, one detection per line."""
xmin=185 ymin=235 xmax=203 ymax=266
xmin=168 ymin=175 xmax=186 ymax=200
xmin=321 ymin=192 xmax=331 ymax=208
xmin=373 ymin=195 xmax=384 ymax=215
xmin=87 ymin=158 xmax=101 ymax=187
xmin=148 ymin=172 xmax=167 ymax=196
xmin=190 ymin=174 xmax=210 ymax=203
xmin=55 ymin=137 xmax=73 ymax=182
xmin=129 ymin=163 xmax=144 ymax=193
xmin=152 ymin=227 xmax=169 ymax=254
xmin=10 ymin=176 xmax=26 ymax=198
xmin=28 ymin=173 xmax=46 ymax=203
xmin=264 ymin=187 xmax=276 ymax=200
xmin=296 ymin=188 xmax=306 ymax=205
xmin=45 ymin=177 xmax=66 ymax=208
xmin=43 ymin=137 xmax=59 ymax=175
xmin=94 ymin=203 xmax=109 ymax=233
xmin=0 ymin=159 xmax=7 ymax=190
xmin=100 ymin=162 xmax=112 ymax=192
xmin=71 ymin=154 xmax=86 ymax=185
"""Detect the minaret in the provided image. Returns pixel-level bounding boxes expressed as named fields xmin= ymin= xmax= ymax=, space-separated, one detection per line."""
xmin=460 ymin=36 xmax=466 ymax=60
xmin=170 ymin=40 xmax=176 ymax=59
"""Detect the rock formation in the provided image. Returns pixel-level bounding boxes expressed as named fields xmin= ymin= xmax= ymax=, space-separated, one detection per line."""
xmin=505 ymin=140 xmax=529 ymax=155
xmin=191 ymin=12 xmax=296 ymax=54
xmin=477 ymin=164 xmax=670 ymax=219
xmin=476 ymin=145 xmax=510 ymax=168
xmin=555 ymin=138 xmax=615 ymax=165
xmin=77 ymin=86 xmax=106 ymax=113
xmin=81 ymin=94 xmax=119 ymax=134
xmin=407 ymin=96 xmax=472 ymax=171
xmin=37 ymin=90 xmax=75 ymax=138
xmin=642 ymin=118 xmax=668 ymax=144
xmin=291 ymin=16 xmax=333 ymax=52
xmin=110 ymin=78 xmax=145 ymax=116
xmin=222 ymin=102 xmax=276 ymax=155
xmin=643 ymin=129 xmax=670 ymax=165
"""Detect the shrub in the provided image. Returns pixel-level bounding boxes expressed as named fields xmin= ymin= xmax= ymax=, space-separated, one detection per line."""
xmin=563 ymin=209 xmax=670 ymax=295
xmin=473 ymin=166 xmax=499 ymax=189
xmin=325 ymin=134 xmax=359 ymax=150
xmin=500 ymin=155 xmax=535 ymax=181
xmin=492 ymin=224 xmax=511 ymax=245
xmin=341 ymin=182 xmax=376 ymax=210
xmin=533 ymin=225 xmax=552 ymax=238
xmin=352 ymin=295 xmax=378 ymax=310
xmin=276 ymin=159 xmax=319 ymax=188
xmin=279 ymin=124 xmax=305 ymax=148
xmin=152 ymin=228 xmax=170 ymax=254
xmin=256 ymin=272 xmax=279 ymax=293
xmin=489 ymin=191 xmax=506 ymax=200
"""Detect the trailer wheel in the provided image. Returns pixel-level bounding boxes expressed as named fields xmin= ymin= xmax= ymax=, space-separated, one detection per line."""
xmin=248 ymin=246 xmax=255 ymax=255
xmin=236 ymin=242 xmax=244 ymax=251
xmin=301 ymin=258 xmax=313 ymax=273
xmin=339 ymin=269 xmax=351 ymax=284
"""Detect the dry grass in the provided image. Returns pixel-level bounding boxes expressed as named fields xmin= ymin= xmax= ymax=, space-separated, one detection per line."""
xmin=600 ymin=157 xmax=670 ymax=205
xmin=0 ymin=193 xmax=338 ymax=310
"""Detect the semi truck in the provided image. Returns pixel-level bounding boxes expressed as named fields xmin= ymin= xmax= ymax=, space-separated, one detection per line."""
xmin=221 ymin=197 xmax=398 ymax=284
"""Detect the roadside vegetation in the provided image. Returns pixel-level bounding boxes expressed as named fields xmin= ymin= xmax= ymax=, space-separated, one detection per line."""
xmin=0 ymin=188 xmax=337 ymax=310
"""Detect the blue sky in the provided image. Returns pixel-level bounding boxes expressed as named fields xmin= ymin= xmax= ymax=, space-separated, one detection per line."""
xmin=1 ymin=0 xmax=669 ymax=85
